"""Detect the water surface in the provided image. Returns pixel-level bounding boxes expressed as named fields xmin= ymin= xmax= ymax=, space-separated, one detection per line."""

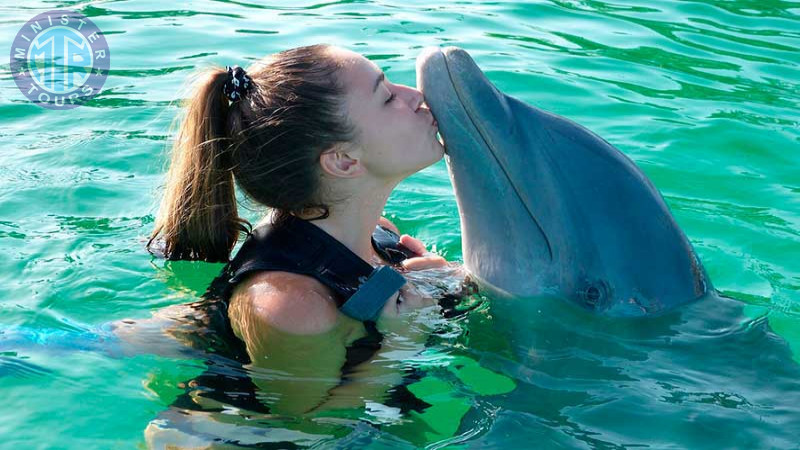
xmin=1 ymin=0 xmax=798 ymax=448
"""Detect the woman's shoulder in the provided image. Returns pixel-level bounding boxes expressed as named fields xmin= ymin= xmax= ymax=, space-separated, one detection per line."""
xmin=228 ymin=271 xmax=346 ymax=336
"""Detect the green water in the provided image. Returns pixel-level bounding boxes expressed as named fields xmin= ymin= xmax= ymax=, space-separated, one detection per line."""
xmin=1 ymin=0 xmax=798 ymax=448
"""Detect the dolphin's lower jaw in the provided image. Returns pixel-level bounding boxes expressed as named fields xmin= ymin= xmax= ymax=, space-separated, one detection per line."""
xmin=417 ymin=46 xmax=712 ymax=317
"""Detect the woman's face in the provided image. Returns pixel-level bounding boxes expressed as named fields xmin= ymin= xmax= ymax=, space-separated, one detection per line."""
xmin=328 ymin=47 xmax=445 ymax=182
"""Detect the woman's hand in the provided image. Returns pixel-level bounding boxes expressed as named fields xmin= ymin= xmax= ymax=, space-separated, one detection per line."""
xmin=398 ymin=234 xmax=448 ymax=271
xmin=377 ymin=216 xmax=448 ymax=271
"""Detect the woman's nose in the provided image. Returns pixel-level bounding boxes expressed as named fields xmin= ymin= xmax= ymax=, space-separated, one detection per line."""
xmin=400 ymin=85 xmax=425 ymax=110
xmin=411 ymin=89 xmax=424 ymax=110
xmin=413 ymin=90 xmax=426 ymax=111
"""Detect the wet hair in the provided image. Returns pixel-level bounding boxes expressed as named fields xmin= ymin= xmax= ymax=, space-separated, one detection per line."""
xmin=147 ymin=44 xmax=359 ymax=262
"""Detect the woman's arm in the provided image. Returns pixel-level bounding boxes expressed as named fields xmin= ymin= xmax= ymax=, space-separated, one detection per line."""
xmin=226 ymin=271 xmax=363 ymax=415
xmin=308 ymin=282 xmax=438 ymax=414
xmin=227 ymin=266 xmax=439 ymax=417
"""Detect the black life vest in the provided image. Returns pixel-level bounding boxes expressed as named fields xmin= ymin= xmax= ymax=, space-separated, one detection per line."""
xmin=224 ymin=213 xmax=418 ymax=321
xmin=169 ymin=215 xmax=429 ymax=417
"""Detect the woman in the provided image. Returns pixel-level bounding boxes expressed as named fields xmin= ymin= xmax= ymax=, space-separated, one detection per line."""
xmin=143 ymin=43 xmax=471 ymax=421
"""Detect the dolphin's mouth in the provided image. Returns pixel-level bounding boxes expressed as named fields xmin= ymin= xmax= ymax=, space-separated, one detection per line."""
xmin=423 ymin=47 xmax=553 ymax=261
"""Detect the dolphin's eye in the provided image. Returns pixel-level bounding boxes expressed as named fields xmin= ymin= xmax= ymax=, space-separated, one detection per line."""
xmin=585 ymin=286 xmax=602 ymax=305
xmin=580 ymin=280 xmax=610 ymax=309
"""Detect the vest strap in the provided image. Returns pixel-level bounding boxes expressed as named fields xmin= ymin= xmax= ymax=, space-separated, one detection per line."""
xmin=339 ymin=265 xmax=407 ymax=322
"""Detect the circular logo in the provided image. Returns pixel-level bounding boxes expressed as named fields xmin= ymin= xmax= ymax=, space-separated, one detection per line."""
xmin=10 ymin=10 xmax=110 ymax=110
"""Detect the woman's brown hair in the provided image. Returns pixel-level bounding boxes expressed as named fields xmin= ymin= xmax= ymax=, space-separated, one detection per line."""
xmin=147 ymin=44 xmax=358 ymax=262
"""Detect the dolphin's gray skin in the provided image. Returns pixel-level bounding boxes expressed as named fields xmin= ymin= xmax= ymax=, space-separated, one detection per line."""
xmin=416 ymin=46 xmax=712 ymax=316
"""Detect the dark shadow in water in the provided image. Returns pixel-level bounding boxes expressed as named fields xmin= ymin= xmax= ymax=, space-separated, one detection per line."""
xmin=461 ymin=292 xmax=800 ymax=449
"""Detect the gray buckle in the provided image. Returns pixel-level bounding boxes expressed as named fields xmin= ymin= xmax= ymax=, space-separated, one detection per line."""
xmin=339 ymin=265 xmax=407 ymax=321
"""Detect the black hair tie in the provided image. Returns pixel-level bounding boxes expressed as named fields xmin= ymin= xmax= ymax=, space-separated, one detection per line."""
xmin=222 ymin=65 xmax=252 ymax=102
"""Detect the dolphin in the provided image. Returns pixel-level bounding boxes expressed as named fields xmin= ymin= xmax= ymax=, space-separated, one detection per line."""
xmin=416 ymin=46 xmax=713 ymax=317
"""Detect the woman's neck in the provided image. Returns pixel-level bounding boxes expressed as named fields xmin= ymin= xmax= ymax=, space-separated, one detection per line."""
xmin=289 ymin=181 xmax=396 ymax=266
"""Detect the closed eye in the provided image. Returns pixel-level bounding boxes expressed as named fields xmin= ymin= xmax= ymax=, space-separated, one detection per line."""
xmin=385 ymin=92 xmax=396 ymax=104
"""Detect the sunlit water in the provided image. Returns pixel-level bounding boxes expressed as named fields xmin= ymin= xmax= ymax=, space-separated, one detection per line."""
xmin=1 ymin=0 xmax=798 ymax=448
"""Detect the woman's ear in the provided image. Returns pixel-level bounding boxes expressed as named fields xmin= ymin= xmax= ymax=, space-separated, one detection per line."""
xmin=319 ymin=144 xmax=365 ymax=178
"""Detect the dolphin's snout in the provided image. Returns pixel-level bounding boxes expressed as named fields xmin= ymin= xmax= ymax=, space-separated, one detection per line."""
xmin=441 ymin=46 xmax=469 ymax=60
xmin=415 ymin=46 xmax=471 ymax=75
xmin=415 ymin=46 xmax=444 ymax=73
xmin=416 ymin=46 xmax=450 ymax=152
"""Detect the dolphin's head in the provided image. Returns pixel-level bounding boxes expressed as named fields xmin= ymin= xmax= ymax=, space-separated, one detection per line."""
xmin=416 ymin=46 xmax=711 ymax=317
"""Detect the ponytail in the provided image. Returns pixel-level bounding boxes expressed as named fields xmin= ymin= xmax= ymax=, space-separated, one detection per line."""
xmin=148 ymin=44 xmax=357 ymax=262
xmin=147 ymin=68 xmax=251 ymax=262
